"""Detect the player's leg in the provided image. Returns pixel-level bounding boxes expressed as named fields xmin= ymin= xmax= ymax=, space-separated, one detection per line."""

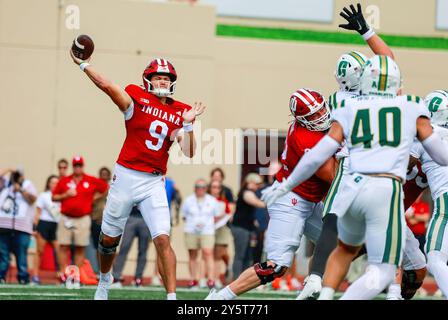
xmin=95 ymin=165 xmax=135 ymax=299
xmin=299 ymin=161 xmax=347 ymax=299
xmin=206 ymin=193 xmax=312 ymax=300
xmin=425 ymin=193 xmax=448 ymax=297
xmin=318 ymin=184 xmax=367 ymax=299
xmin=393 ymin=226 xmax=427 ymax=300
xmin=112 ymin=217 xmax=138 ymax=282
xmin=138 ymin=183 xmax=176 ymax=299
xmin=340 ymin=178 xmax=404 ymax=300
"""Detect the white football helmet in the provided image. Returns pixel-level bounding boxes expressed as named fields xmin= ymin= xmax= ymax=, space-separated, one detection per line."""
xmin=334 ymin=51 xmax=368 ymax=92
xmin=359 ymin=55 xmax=402 ymax=96
xmin=425 ymin=90 xmax=448 ymax=128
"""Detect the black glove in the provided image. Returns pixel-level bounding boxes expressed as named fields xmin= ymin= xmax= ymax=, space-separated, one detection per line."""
xmin=339 ymin=3 xmax=370 ymax=35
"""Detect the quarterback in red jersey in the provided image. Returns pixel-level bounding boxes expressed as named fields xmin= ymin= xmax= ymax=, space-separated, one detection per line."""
xmin=206 ymin=89 xmax=336 ymax=300
xmin=70 ymin=52 xmax=205 ymax=300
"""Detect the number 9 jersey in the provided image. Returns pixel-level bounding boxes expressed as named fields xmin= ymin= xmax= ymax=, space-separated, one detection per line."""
xmin=116 ymin=84 xmax=192 ymax=174
xmin=331 ymin=94 xmax=430 ymax=181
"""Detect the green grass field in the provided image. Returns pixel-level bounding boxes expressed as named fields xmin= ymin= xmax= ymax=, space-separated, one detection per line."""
xmin=0 ymin=284 xmax=442 ymax=300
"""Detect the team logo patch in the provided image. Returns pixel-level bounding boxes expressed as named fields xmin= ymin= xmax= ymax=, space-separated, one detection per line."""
xmin=140 ymin=98 xmax=150 ymax=104
xmin=83 ymin=182 xmax=90 ymax=189
xmin=291 ymin=198 xmax=298 ymax=206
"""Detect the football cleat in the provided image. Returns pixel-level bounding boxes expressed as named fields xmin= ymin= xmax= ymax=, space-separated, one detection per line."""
xmin=94 ymin=275 xmax=114 ymax=300
xmin=205 ymin=288 xmax=225 ymax=300
xmin=296 ymin=274 xmax=322 ymax=300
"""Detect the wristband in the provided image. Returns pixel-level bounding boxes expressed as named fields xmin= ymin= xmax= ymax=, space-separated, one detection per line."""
xmin=80 ymin=62 xmax=90 ymax=72
xmin=183 ymin=122 xmax=193 ymax=133
xmin=362 ymin=28 xmax=375 ymax=41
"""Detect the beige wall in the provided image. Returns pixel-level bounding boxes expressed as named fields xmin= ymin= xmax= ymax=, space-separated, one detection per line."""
xmin=1 ymin=0 xmax=447 ymax=279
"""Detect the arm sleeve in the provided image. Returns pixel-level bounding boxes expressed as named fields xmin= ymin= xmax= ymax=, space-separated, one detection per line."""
xmin=35 ymin=194 xmax=44 ymax=209
xmin=284 ymin=135 xmax=341 ymax=191
xmin=410 ymin=141 xmax=424 ymax=159
xmin=421 ymin=132 xmax=448 ymax=166
xmin=123 ymin=100 xmax=134 ymax=121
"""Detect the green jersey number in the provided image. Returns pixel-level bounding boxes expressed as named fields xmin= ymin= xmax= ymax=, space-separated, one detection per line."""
xmin=351 ymin=107 xmax=401 ymax=148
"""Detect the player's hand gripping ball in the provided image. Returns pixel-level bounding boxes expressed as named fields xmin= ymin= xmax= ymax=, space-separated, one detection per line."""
xmin=71 ymin=34 xmax=95 ymax=60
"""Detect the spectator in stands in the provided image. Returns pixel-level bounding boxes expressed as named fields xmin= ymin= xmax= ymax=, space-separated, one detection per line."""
xmin=230 ymin=172 xmax=265 ymax=279
xmin=209 ymin=180 xmax=234 ymax=289
xmin=210 ymin=168 xmax=235 ymax=208
xmin=0 ymin=168 xmax=37 ymax=284
xmin=91 ymin=167 xmax=111 ymax=251
xmin=32 ymin=175 xmax=61 ymax=284
xmin=57 ymin=159 xmax=69 ymax=178
xmin=111 ymin=206 xmax=151 ymax=287
xmin=52 ymin=156 xmax=108 ymax=285
xmin=405 ymin=194 xmax=431 ymax=253
xmin=182 ymin=178 xmax=221 ymax=289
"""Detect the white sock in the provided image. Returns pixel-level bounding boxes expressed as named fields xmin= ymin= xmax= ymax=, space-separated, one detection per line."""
xmin=386 ymin=283 xmax=402 ymax=299
xmin=427 ymin=251 xmax=448 ymax=298
xmin=167 ymin=293 xmax=177 ymax=300
xmin=220 ymin=286 xmax=237 ymax=300
xmin=318 ymin=287 xmax=335 ymax=300
xmin=99 ymin=272 xmax=111 ymax=283
xmin=340 ymin=263 xmax=396 ymax=300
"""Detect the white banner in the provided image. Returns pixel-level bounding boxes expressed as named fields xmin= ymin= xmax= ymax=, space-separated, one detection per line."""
xmin=202 ymin=0 xmax=334 ymax=23
xmin=436 ymin=0 xmax=448 ymax=30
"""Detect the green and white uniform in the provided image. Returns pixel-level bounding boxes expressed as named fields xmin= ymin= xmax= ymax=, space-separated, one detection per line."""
xmin=323 ymin=90 xmax=355 ymax=217
xmin=410 ymin=126 xmax=448 ymax=255
xmin=331 ymin=94 xmax=429 ymax=265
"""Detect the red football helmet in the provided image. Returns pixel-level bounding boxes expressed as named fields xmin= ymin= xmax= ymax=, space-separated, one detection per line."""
xmin=142 ymin=58 xmax=177 ymax=97
xmin=289 ymin=88 xmax=331 ymax=131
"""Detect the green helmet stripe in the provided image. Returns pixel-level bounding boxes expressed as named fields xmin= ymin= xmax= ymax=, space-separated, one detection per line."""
xmin=348 ymin=51 xmax=365 ymax=67
xmin=378 ymin=56 xmax=388 ymax=92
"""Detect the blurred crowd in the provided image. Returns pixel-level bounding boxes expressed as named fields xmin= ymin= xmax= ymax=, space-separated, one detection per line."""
xmin=0 ymin=159 xmax=433 ymax=292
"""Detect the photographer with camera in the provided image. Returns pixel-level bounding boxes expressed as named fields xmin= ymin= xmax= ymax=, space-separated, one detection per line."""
xmin=0 ymin=168 xmax=37 ymax=284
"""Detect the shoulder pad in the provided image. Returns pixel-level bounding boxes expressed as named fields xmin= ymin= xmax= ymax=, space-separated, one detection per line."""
xmin=125 ymin=84 xmax=145 ymax=100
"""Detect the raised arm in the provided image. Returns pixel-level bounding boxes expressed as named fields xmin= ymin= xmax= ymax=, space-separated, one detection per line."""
xmin=69 ymin=50 xmax=131 ymax=112
xmin=339 ymin=3 xmax=394 ymax=59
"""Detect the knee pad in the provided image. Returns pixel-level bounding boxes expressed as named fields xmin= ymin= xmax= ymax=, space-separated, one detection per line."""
xmin=254 ymin=262 xmax=287 ymax=285
xmin=401 ymin=267 xmax=427 ymax=300
xmin=98 ymin=232 xmax=121 ymax=255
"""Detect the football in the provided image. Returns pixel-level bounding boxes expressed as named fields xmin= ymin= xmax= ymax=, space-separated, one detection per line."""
xmin=71 ymin=34 xmax=94 ymax=60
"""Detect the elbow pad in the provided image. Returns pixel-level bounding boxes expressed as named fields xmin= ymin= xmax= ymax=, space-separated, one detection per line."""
xmin=421 ymin=133 xmax=448 ymax=166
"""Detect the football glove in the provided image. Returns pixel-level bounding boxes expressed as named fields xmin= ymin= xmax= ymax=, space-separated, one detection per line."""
xmin=339 ymin=3 xmax=370 ymax=36
xmin=261 ymin=179 xmax=291 ymax=207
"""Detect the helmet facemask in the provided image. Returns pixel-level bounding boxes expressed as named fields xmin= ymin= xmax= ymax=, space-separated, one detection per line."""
xmin=143 ymin=75 xmax=176 ymax=97
xmin=295 ymin=101 xmax=332 ymax=131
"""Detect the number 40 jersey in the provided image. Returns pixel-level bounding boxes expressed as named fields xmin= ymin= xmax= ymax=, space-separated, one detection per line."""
xmin=332 ymin=95 xmax=430 ymax=182
xmin=116 ymin=84 xmax=192 ymax=174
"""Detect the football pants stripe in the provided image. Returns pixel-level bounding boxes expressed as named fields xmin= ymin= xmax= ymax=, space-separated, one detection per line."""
xmin=322 ymin=158 xmax=345 ymax=217
xmin=383 ymin=179 xmax=401 ymax=265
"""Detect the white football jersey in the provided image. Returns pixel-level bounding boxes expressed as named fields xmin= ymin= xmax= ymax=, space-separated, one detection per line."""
xmin=410 ymin=126 xmax=448 ymax=200
xmin=329 ymin=90 xmax=358 ymax=160
xmin=332 ymin=94 xmax=430 ymax=181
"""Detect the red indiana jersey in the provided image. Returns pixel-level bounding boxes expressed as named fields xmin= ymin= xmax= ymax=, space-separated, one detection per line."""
xmin=404 ymin=162 xmax=428 ymax=210
xmin=116 ymin=84 xmax=192 ymax=174
xmin=276 ymin=123 xmax=331 ymax=203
